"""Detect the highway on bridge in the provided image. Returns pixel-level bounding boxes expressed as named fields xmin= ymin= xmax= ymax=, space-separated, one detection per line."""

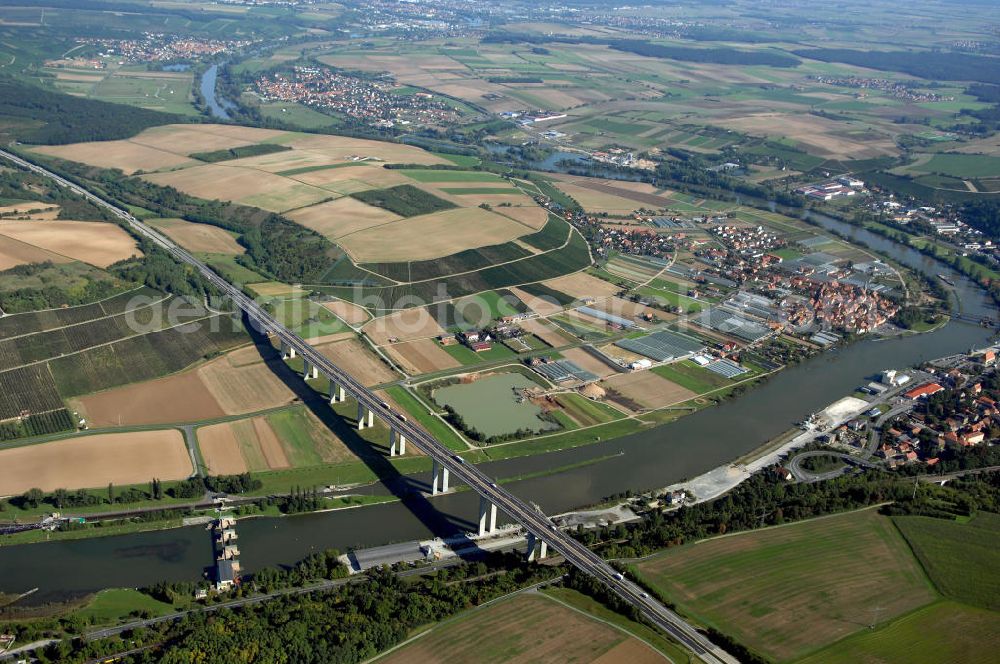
xmin=1 ymin=148 xmax=737 ymax=664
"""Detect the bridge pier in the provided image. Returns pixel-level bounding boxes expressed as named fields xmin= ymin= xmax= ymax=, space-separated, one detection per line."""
xmin=357 ymin=403 xmax=372 ymax=429
xmin=303 ymin=361 xmax=318 ymax=380
xmin=525 ymin=532 xmax=537 ymax=562
xmin=539 ymin=540 xmax=548 ymax=560
xmin=280 ymin=342 xmax=296 ymax=359
xmin=441 ymin=467 xmax=450 ymax=493
xmin=431 ymin=460 xmax=441 ymax=495
xmin=478 ymin=496 xmax=498 ymax=536
xmin=329 ymin=384 xmax=346 ymax=404
xmin=389 ymin=430 xmax=406 ymax=457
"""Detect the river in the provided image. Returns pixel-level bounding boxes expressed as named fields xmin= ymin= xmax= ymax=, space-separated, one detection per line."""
xmin=199 ymin=64 xmax=236 ymax=121
xmin=0 ymin=214 xmax=994 ymax=605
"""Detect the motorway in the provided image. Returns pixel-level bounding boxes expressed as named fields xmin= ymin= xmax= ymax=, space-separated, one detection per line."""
xmin=0 ymin=149 xmax=737 ymax=664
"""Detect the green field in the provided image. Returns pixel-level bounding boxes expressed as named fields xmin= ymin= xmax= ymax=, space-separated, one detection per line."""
xmin=270 ymin=296 xmax=348 ymax=338
xmin=651 ymin=361 xmax=729 ymax=394
xmin=74 ymin=588 xmax=175 ymax=625
xmin=917 ymin=154 xmax=1000 ymax=179
xmin=440 ymin=186 xmax=521 ymax=195
xmin=383 ymin=385 xmax=466 ymax=452
xmin=372 ymin=592 xmax=669 ymax=664
xmin=636 ymin=509 xmax=937 ymax=662
xmin=350 ymin=184 xmax=456 ymax=217
xmin=797 ymin=601 xmax=1000 ymax=664
xmin=555 ymin=392 xmax=623 ymax=427
xmin=893 ymin=512 xmax=1000 ymax=610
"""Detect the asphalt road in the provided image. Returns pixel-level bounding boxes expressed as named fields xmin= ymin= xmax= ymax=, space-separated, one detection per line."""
xmin=1 ymin=149 xmax=737 ymax=664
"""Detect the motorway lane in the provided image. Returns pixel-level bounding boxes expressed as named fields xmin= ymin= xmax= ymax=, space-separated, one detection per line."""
xmin=0 ymin=149 xmax=736 ymax=664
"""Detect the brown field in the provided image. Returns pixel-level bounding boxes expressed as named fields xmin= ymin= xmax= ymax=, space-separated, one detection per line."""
xmin=31 ymin=140 xmax=195 ymax=174
xmin=280 ymin=133 xmax=450 ymax=165
xmin=543 ymin=272 xmax=620 ymax=299
xmin=197 ymin=352 xmax=297 ymax=415
xmin=365 ymin=307 xmax=448 ymax=344
xmin=143 ymin=164 xmax=331 ymax=213
xmin=130 ymin=124 xmax=283 ymax=155
xmin=198 ymin=417 xmax=290 ymax=475
xmin=495 ymin=205 xmax=549 ymax=229
xmin=386 ymin=338 xmax=461 ymax=375
xmin=519 ymin=317 xmax=576 ymax=347
xmin=603 ymin=371 xmax=695 ymax=410
xmin=339 ymin=207 xmax=529 ymax=263
xmin=509 ymin=287 xmax=566 ymax=316
xmin=321 ymin=299 xmax=371 ymax=325
xmin=0 ymin=235 xmax=67 ymax=270
xmin=148 ymin=218 xmax=243 ymax=254
xmin=0 ymin=220 xmax=141 ymax=267
xmin=560 ymin=347 xmax=619 ymax=378
xmin=315 ymin=337 xmax=398 ymax=386
xmin=596 ymin=296 xmax=659 ymax=322
xmin=0 ymin=201 xmax=58 ymax=216
xmin=73 ymin=371 xmax=225 ymax=427
xmin=376 ymin=593 xmax=666 ymax=664
xmin=291 ymin=164 xmax=411 ymax=191
xmin=715 ymin=112 xmax=897 ymax=159
xmin=286 ymin=196 xmax=401 ymax=240
xmin=553 ymin=181 xmax=642 ymax=214
xmin=0 ymin=430 xmax=192 ymax=494
xmin=555 ymin=175 xmax=676 ymax=209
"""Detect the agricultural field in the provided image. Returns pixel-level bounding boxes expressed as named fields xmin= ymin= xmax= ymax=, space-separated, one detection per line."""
xmin=147 ymin=218 xmax=243 ymax=255
xmin=0 ymin=430 xmax=192 ymax=494
xmin=72 ymin=369 xmax=224 ymax=427
xmin=384 ymin=338 xmax=461 ymax=375
xmin=198 ymin=405 xmax=353 ymax=474
xmin=651 ymin=361 xmax=732 ymax=395
xmin=314 ymin=336 xmax=399 ymax=386
xmin=375 ymin=592 xmax=668 ymax=664
xmin=796 ymin=601 xmax=1000 ymax=664
xmin=893 ymin=512 xmax=1000 ymax=610
xmin=602 ymin=370 xmax=696 ymax=411
xmin=0 ymin=220 xmax=141 ymax=267
xmin=635 ymin=509 xmax=937 ymax=662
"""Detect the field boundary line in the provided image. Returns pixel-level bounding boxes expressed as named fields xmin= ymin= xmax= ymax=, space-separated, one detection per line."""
xmin=0 ymin=294 xmax=172 ymax=341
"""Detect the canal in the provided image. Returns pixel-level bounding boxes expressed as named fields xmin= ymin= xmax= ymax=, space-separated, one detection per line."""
xmin=0 ymin=214 xmax=994 ymax=605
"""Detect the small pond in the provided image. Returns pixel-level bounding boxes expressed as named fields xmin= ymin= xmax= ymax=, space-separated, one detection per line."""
xmin=434 ymin=373 xmax=558 ymax=438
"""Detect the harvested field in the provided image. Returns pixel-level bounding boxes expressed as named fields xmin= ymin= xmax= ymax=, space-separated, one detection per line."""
xmin=0 ymin=235 xmax=66 ymax=270
xmin=495 ymin=205 xmax=549 ymax=229
xmin=603 ymin=371 xmax=695 ymax=410
xmin=280 ymin=133 xmax=450 ymax=164
xmin=286 ymin=196 xmax=401 ymax=240
xmin=247 ymin=282 xmax=304 ymax=297
xmin=376 ymin=593 xmax=666 ymax=664
xmin=555 ymin=175 xmax=676 ymax=209
xmin=560 ymin=347 xmax=619 ymax=378
xmin=0 ymin=430 xmax=192 ymax=494
xmin=291 ymin=164 xmax=410 ymax=191
xmin=637 ymin=509 xmax=937 ymax=662
xmin=596 ymin=296 xmax=659 ymax=322
xmin=0 ymin=220 xmax=141 ymax=267
xmin=386 ymin=339 xmax=461 ymax=375
xmin=197 ymin=352 xmax=296 ymax=415
xmin=31 ymin=140 xmax=195 ymax=174
xmin=0 ymin=201 xmax=58 ymax=216
xmin=365 ymin=308 xmax=447 ymax=344
xmin=543 ymin=272 xmax=620 ymax=300
xmin=338 ymin=207 xmax=529 ymax=263
xmin=72 ymin=370 xmax=224 ymax=427
xmin=553 ymin=181 xmax=641 ymax=214
xmin=320 ymin=299 xmax=371 ymax=325
xmin=127 ymin=124 xmax=279 ymax=155
xmin=509 ymin=287 xmax=565 ymax=316
xmin=197 ymin=421 xmax=249 ymax=475
xmin=143 ymin=164 xmax=330 ymax=213
xmin=148 ymin=218 xmax=243 ymax=254
xmin=716 ymin=112 xmax=897 ymax=159
xmin=315 ymin=337 xmax=398 ymax=386
xmin=519 ymin=317 xmax=576 ymax=347
xmin=197 ymin=416 xmax=290 ymax=475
